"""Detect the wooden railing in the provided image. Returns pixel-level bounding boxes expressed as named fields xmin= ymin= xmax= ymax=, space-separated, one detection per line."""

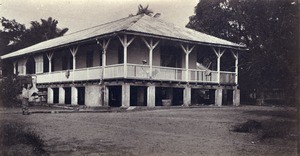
xmin=152 ymin=66 xmax=185 ymax=81
xmin=104 ymin=64 xmax=124 ymax=79
xmin=35 ymin=64 xmax=236 ymax=84
xmin=220 ymin=71 xmax=236 ymax=84
xmin=189 ymin=69 xmax=218 ymax=83
xmin=127 ymin=64 xmax=149 ymax=79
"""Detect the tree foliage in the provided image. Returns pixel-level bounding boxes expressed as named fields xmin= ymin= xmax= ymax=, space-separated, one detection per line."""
xmin=187 ymin=0 xmax=299 ymax=99
xmin=136 ymin=4 xmax=154 ymax=16
xmin=0 ymin=17 xmax=68 ymax=56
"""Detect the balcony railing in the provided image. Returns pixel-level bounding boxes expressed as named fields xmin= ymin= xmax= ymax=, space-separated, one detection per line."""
xmin=36 ymin=64 xmax=236 ymax=84
xmin=220 ymin=71 xmax=236 ymax=84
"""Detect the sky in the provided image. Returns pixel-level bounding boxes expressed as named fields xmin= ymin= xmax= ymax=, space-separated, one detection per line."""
xmin=0 ymin=0 xmax=199 ymax=34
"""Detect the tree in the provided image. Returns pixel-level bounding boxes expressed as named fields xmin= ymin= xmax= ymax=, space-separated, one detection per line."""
xmin=0 ymin=17 xmax=69 ymax=56
xmin=25 ymin=17 xmax=69 ymax=46
xmin=187 ymin=0 xmax=299 ymax=103
xmin=0 ymin=17 xmax=26 ymax=55
xmin=136 ymin=4 xmax=154 ymax=16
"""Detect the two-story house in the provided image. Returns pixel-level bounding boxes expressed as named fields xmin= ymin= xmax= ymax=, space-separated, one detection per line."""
xmin=0 ymin=14 xmax=246 ymax=107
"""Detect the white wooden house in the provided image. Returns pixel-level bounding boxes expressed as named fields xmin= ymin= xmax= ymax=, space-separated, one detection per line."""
xmin=0 ymin=14 xmax=246 ymax=107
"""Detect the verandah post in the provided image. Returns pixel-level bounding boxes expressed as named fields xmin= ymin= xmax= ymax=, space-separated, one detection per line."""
xmin=212 ymin=47 xmax=225 ymax=84
xmin=118 ymin=35 xmax=135 ymax=78
xmin=142 ymin=37 xmax=159 ymax=78
xmin=180 ymin=44 xmax=195 ymax=82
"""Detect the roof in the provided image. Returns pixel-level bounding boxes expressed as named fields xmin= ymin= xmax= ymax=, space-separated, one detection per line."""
xmin=1 ymin=14 xmax=246 ymax=59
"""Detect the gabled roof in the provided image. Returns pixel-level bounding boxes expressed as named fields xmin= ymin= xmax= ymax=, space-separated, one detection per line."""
xmin=1 ymin=14 xmax=246 ymax=59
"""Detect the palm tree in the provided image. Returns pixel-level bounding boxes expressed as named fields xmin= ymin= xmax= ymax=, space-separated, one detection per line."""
xmin=136 ymin=4 xmax=154 ymax=16
xmin=29 ymin=17 xmax=68 ymax=41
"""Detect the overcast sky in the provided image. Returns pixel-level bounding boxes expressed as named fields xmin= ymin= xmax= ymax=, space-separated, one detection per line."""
xmin=0 ymin=0 xmax=199 ymax=34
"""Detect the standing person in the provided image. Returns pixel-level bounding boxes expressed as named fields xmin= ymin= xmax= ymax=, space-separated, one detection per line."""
xmin=22 ymin=84 xmax=30 ymax=115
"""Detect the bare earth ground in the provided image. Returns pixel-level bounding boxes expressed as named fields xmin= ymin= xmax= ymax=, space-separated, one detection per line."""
xmin=0 ymin=106 xmax=297 ymax=156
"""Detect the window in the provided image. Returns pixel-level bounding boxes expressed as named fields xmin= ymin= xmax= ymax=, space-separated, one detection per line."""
xmin=86 ymin=50 xmax=94 ymax=67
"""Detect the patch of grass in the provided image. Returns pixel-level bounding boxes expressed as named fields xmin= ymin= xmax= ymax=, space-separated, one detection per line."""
xmin=243 ymin=110 xmax=297 ymax=119
xmin=0 ymin=122 xmax=47 ymax=155
xmin=232 ymin=120 xmax=262 ymax=133
xmin=232 ymin=119 xmax=297 ymax=141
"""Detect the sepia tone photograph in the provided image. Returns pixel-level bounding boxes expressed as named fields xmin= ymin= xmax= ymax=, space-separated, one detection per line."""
xmin=0 ymin=0 xmax=298 ymax=155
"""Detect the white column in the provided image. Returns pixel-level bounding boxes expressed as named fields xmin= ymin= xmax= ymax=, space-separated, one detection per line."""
xmin=181 ymin=44 xmax=195 ymax=82
xmin=13 ymin=61 xmax=17 ymax=75
xmin=59 ymin=87 xmax=65 ymax=104
xmin=118 ymin=35 xmax=135 ymax=78
xmin=142 ymin=38 xmax=159 ymax=78
xmin=231 ymin=50 xmax=239 ymax=84
xmin=212 ymin=48 xmax=225 ymax=84
xmin=23 ymin=58 xmax=28 ymax=75
xmin=183 ymin=86 xmax=191 ymax=106
xmin=122 ymin=83 xmax=130 ymax=107
xmin=47 ymin=87 xmax=53 ymax=104
xmin=215 ymin=88 xmax=222 ymax=106
xmin=46 ymin=52 xmax=53 ymax=73
xmin=97 ymin=38 xmax=111 ymax=79
xmin=71 ymin=86 xmax=78 ymax=105
xmin=147 ymin=85 xmax=155 ymax=107
xmin=70 ymin=46 xmax=79 ymax=81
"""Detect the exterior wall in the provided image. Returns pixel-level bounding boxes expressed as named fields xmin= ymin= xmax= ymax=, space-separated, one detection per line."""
xmin=94 ymin=47 xmax=101 ymax=66
xmin=128 ymin=40 xmax=149 ymax=64
xmin=106 ymin=39 xmax=120 ymax=65
xmin=152 ymin=46 xmax=160 ymax=66
xmin=189 ymin=50 xmax=197 ymax=69
xmin=52 ymin=52 xmax=62 ymax=71
xmin=76 ymin=48 xmax=86 ymax=69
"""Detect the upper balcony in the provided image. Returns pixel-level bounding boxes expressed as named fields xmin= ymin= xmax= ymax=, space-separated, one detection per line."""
xmin=35 ymin=63 xmax=236 ymax=84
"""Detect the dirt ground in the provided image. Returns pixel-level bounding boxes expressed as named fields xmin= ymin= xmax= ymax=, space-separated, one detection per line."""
xmin=0 ymin=105 xmax=297 ymax=156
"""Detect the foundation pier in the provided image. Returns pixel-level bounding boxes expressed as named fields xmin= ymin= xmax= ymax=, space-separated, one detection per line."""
xmin=59 ymin=87 xmax=65 ymax=104
xmin=233 ymin=89 xmax=240 ymax=106
xmin=122 ymin=83 xmax=130 ymax=107
xmin=147 ymin=86 xmax=155 ymax=107
xmin=47 ymin=87 xmax=53 ymax=104
xmin=183 ymin=86 xmax=191 ymax=106
xmin=215 ymin=88 xmax=223 ymax=106
xmin=71 ymin=86 xmax=78 ymax=106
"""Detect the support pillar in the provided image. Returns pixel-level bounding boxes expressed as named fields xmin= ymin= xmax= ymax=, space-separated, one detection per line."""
xmin=70 ymin=46 xmax=79 ymax=81
xmin=97 ymin=38 xmax=110 ymax=79
xmin=13 ymin=61 xmax=17 ymax=75
xmin=233 ymin=89 xmax=240 ymax=106
xmin=180 ymin=44 xmax=195 ymax=81
xmin=147 ymin=86 xmax=155 ymax=107
xmin=103 ymin=86 xmax=109 ymax=107
xmin=47 ymin=87 xmax=53 ymax=104
xmin=85 ymin=85 xmax=101 ymax=107
xmin=142 ymin=38 xmax=159 ymax=78
xmin=71 ymin=86 xmax=78 ymax=105
xmin=122 ymin=83 xmax=130 ymax=107
xmin=59 ymin=87 xmax=65 ymax=104
xmin=183 ymin=86 xmax=191 ymax=106
xmin=215 ymin=88 xmax=223 ymax=106
xmin=212 ymin=48 xmax=225 ymax=84
xmin=46 ymin=52 xmax=53 ymax=73
xmin=118 ymin=35 xmax=135 ymax=78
